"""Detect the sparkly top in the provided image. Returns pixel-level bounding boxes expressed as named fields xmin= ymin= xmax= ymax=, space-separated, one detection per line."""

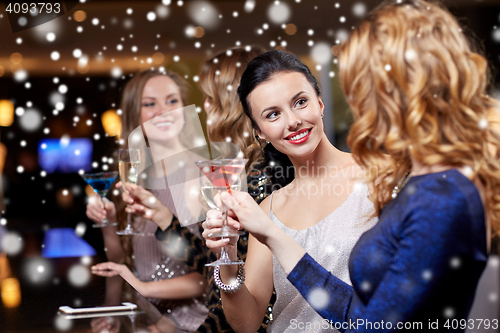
xmin=268 ymin=183 xmax=377 ymax=332
xmin=288 ymin=170 xmax=488 ymax=332
xmin=132 ymin=166 xmax=208 ymax=332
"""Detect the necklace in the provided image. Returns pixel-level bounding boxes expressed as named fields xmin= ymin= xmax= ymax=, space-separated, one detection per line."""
xmin=391 ymin=171 xmax=411 ymax=199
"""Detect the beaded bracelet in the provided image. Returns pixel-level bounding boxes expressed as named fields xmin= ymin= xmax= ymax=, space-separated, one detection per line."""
xmin=213 ymin=264 xmax=245 ymax=293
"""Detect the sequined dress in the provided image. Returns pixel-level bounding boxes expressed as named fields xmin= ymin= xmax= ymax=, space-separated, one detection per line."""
xmin=268 ymin=183 xmax=377 ymax=332
xmin=288 ymin=170 xmax=488 ymax=332
xmin=132 ymin=167 xmax=209 ymax=332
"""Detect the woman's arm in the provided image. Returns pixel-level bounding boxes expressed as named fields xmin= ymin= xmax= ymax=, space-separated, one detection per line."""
xmin=100 ymin=226 xmax=125 ymax=263
xmin=219 ymin=191 xmax=306 ymax=274
xmin=219 ymin=235 xmax=275 ymax=333
xmin=202 ymin=198 xmax=275 ymax=333
xmin=86 ymin=196 xmax=125 ymax=263
xmin=91 ymin=262 xmax=206 ymax=299
xmin=119 ymin=182 xmax=174 ymax=231
xmin=289 ymin=181 xmax=485 ymax=331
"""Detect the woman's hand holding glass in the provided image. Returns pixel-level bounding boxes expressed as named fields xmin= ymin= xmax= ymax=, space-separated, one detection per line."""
xmin=86 ymin=196 xmax=117 ymax=226
xmin=202 ymin=209 xmax=241 ymax=257
xmin=220 ymin=190 xmax=278 ymax=244
xmin=116 ymin=181 xmax=174 ymax=231
xmin=203 ymin=190 xmax=277 ymax=248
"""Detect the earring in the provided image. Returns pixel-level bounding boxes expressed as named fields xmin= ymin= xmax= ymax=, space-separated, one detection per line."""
xmin=321 ymin=113 xmax=324 ymax=119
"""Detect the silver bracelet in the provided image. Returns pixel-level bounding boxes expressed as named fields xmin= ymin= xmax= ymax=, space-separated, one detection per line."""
xmin=213 ymin=265 xmax=245 ymax=293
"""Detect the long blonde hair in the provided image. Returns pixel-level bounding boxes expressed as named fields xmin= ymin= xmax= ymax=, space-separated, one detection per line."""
xmin=340 ymin=0 xmax=500 ymax=235
xmin=115 ymin=69 xmax=190 ymax=267
xmin=198 ymin=46 xmax=266 ymax=168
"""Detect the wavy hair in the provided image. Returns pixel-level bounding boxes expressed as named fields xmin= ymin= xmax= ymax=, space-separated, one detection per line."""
xmin=340 ymin=0 xmax=500 ymax=236
xmin=198 ymin=46 xmax=266 ymax=168
xmin=115 ymin=69 xmax=190 ymax=267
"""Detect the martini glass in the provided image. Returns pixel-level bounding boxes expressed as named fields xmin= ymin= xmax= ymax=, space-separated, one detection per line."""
xmin=81 ymin=171 xmax=119 ymax=228
xmin=196 ymin=159 xmax=247 ymax=266
xmin=116 ymin=149 xmax=143 ymax=236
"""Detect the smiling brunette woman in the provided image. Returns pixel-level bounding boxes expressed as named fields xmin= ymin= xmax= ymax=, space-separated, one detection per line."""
xmin=201 ymin=50 xmax=378 ymax=332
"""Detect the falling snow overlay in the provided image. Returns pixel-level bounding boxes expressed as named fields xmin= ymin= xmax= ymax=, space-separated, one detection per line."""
xmin=0 ymin=0 xmax=499 ymax=331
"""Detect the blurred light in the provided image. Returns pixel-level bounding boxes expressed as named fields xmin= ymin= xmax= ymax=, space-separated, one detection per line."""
xmin=58 ymin=85 xmax=68 ymax=94
xmin=285 ymin=23 xmax=297 ymax=35
xmin=194 ymin=26 xmax=205 ymax=38
xmin=0 ymin=100 xmax=14 ymax=127
xmin=111 ymin=67 xmax=122 ymax=78
xmin=187 ymin=1 xmax=219 ymax=30
xmin=244 ymin=0 xmax=256 ymax=13
xmin=23 ymin=257 xmax=52 ymax=285
xmin=42 ymin=228 xmax=96 ymax=258
xmin=14 ymin=70 xmax=28 ymax=82
xmin=185 ymin=25 xmax=195 ymax=38
xmin=1 ymin=278 xmax=21 ymax=308
xmin=54 ymin=315 xmax=72 ymax=331
xmin=1 ymin=232 xmax=23 ymax=255
xmin=50 ymin=51 xmax=60 ymax=61
xmin=267 ymin=1 xmax=291 ymax=24
xmin=33 ymin=19 xmax=61 ymax=41
xmin=10 ymin=53 xmax=23 ymax=64
xmin=311 ymin=42 xmax=332 ymax=65
xmin=147 ymin=12 xmax=156 ymax=21
xmin=101 ymin=110 xmax=122 ymax=137
xmin=73 ymin=10 xmax=86 ymax=22
xmin=153 ymin=52 xmax=165 ymax=64
xmin=352 ymin=2 xmax=367 ymax=17
xmin=73 ymin=49 xmax=82 ymax=58
xmin=46 ymin=32 xmax=56 ymax=42
xmin=156 ymin=5 xmax=170 ymax=18
xmin=68 ymin=264 xmax=91 ymax=287
xmin=56 ymin=188 xmax=74 ymax=208
xmin=75 ymin=223 xmax=86 ymax=237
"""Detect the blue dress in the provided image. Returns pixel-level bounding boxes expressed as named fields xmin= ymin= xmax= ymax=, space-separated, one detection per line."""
xmin=288 ymin=170 xmax=488 ymax=332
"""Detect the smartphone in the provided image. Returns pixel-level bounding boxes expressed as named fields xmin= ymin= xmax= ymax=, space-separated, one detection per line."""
xmin=58 ymin=302 xmax=137 ymax=315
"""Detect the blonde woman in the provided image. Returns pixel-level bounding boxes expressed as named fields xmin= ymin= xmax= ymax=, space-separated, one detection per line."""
xmin=88 ymin=69 xmax=208 ymax=332
xmin=212 ymin=0 xmax=500 ymax=331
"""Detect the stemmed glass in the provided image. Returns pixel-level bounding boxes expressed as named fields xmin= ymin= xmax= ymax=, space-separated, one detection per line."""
xmin=81 ymin=171 xmax=119 ymax=228
xmin=196 ymin=159 xmax=247 ymax=266
xmin=116 ymin=149 xmax=143 ymax=236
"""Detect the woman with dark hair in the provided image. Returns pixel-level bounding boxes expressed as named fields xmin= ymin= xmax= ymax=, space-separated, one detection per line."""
xmin=202 ymin=49 xmax=378 ymax=332
xmin=209 ymin=0 xmax=500 ymax=331
xmin=88 ymin=69 xmax=209 ymax=332
xmin=118 ymin=46 xmax=293 ymax=332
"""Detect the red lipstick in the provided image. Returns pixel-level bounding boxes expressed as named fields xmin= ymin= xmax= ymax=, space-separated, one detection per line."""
xmin=285 ymin=128 xmax=312 ymax=144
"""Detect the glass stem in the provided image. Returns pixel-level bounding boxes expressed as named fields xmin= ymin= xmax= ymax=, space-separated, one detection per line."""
xmin=101 ymin=195 xmax=109 ymax=223
xmin=220 ymin=245 xmax=229 ymax=260
xmin=127 ymin=211 xmax=132 ymax=228
xmin=221 ymin=208 xmax=229 ymax=236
